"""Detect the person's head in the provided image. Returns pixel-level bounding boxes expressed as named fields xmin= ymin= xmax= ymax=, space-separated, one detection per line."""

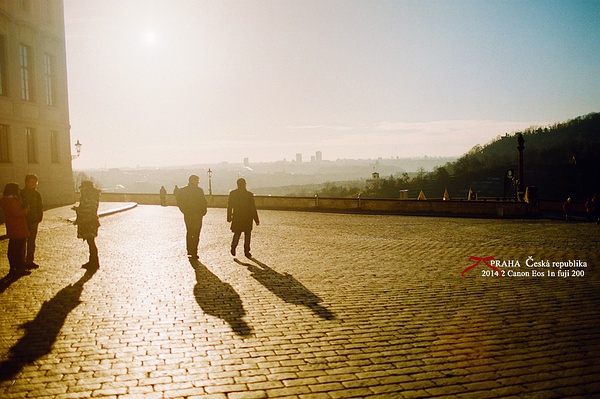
xmin=188 ymin=174 xmax=200 ymax=186
xmin=80 ymin=180 xmax=97 ymax=192
xmin=236 ymin=178 xmax=247 ymax=190
xmin=3 ymin=182 xmax=20 ymax=197
xmin=25 ymin=173 xmax=38 ymax=189
xmin=80 ymin=180 xmax=100 ymax=199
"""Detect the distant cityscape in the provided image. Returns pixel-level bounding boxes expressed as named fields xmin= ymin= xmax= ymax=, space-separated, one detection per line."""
xmin=74 ymin=152 xmax=457 ymax=196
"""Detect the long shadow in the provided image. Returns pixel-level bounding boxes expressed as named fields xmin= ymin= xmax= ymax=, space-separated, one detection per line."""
xmin=235 ymin=258 xmax=336 ymax=320
xmin=0 ymin=267 xmax=98 ymax=381
xmin=189 ymin=259 xmax=252 ymax=337
xmin=0 ymin=272 xmax=30 ymax=294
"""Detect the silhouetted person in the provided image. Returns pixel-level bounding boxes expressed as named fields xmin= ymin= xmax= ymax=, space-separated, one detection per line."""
xmin=562 ymin=197 xmax=574 ymax=222
xmin=21 ymin=173 xmax=43 ymax=270
xmin=227 ymin=178 xmax=259 ymax=258
xmin=176 ymin=175 xmax=207 ymax=259
xmin=585 ymin=196 xmax=593 ymax=222
xmin=586 ymin=193 xmax=598 ymax=224
xmin=0 ymin=183 xmax=29 ymax=276
xmin=73 ymin=181 xmax=100 ymax=269
xmin=159 ymin=186 xmax=167 ymax=206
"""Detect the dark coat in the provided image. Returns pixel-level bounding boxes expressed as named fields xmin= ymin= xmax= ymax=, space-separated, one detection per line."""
xmin=21 ymin=187 xmax=43 ymax=225
xmin=176 ymin=185 xmax=207 ymax=219
xmin=74 ymin=189 xmax=100 ymax=239
xmin=227 ymin=188 xmax=259 ymax=233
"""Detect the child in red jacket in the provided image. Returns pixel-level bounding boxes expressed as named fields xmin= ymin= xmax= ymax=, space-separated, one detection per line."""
xmin=1 ymin=183 xmax=29 ymax=276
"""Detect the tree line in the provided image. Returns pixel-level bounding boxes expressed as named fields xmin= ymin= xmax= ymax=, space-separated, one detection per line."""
xmin=313 ymin=113 xmax=600 ymax=202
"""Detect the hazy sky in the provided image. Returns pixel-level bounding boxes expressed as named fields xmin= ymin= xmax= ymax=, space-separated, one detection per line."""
xmin=63 ymin=0 xmax=600 ymax=169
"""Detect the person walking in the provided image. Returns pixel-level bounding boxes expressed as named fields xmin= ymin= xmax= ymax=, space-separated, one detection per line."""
xmin=562 ymin=197 xmax=574 ymax=222
xmin=21 ymin=174 xmax=43 ymax=270
xmin=159 ymin=186 xmax=167 ymax=206
xmin=590 ymin=193 xmax=599 ymax=224
xmin=227 ymin=178 xmax=259 ymax=258
xmin=0 ymin=183 xmax=29 ymax=276
xmin=73 ymin=181 xmax=101 ymax=270
xmin=176 ymin=175 xmax=207 ymax=259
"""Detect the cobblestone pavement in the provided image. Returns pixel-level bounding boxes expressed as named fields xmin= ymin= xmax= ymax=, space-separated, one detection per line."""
xmin=1 ymin=204 xmax=599 ymax=399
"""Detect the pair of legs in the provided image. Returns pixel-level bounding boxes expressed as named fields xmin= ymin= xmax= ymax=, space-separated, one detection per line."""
xmin=7 ymin=238 xmax=26 ymax=274
xmin=25 ymin=222 xmax=39 ymax=268
xmin=231 ymin=230 xmax=252 ymax=257
xmin=184 ymin=215 xmax=203 ymax=258
xmin=84 ymin=237 xmax=99 ymax=268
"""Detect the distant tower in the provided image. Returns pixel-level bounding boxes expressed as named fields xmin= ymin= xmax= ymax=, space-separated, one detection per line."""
xmin=243 ymin=157 xmax=249 ymax=167
xmin=296 ymin=153 xmax=302 ymax=163
xmin=316 ymin=151 xmax=322 ymax=162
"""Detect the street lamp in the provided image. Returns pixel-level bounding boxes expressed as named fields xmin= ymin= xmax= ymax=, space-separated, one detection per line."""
xmin=71 ymin=139 xmax=82 ymax=160
xmin=207 ymin=168 xmax=213 ymax=195
xmin=516 ymin=133 xmax=525 ymax=201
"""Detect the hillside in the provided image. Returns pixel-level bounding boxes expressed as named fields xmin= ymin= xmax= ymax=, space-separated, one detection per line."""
xmin=316 ymin=113 xmax=600 ymax=202
xmin=438 ymin=112 xmax=600 ymax=201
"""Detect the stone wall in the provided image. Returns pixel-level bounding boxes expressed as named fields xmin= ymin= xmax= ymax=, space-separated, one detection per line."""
xmin=97 ymin=192 xmax=538 ymax=218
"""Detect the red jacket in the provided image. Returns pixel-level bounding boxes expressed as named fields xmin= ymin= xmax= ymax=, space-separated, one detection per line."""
xmin=0 ymin=196 xmax=29 ymax=239
xmin=562 ymin=200 xmax=574 ymax=215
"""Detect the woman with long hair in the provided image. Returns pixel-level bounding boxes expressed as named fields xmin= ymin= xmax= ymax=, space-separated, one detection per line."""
xmin=1 ymin=182 xmax=30 ymax=276
xmin=73 ymin=181 xmax=101 ymax=269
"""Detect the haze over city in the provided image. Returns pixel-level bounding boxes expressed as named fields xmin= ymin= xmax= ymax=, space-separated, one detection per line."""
xmin=63 ymin=0 xmax=600 ymax=170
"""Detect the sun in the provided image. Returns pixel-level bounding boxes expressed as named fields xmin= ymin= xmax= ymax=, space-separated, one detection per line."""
xmin=143 ymin=30 xmax=157 ymax=45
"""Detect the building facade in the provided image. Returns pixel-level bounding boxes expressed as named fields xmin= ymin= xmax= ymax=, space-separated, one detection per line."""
xmin=0 ymin=0 xmax=74 ymax=207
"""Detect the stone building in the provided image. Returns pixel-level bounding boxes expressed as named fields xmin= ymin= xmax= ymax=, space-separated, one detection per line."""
xmin=0 ymin=0 xmax=74 ymax=207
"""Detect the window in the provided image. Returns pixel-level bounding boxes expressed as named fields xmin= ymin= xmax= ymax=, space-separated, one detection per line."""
xmin=0 ymin=36 xmax=6 ymax=96
xmin=44 ymin=54 xmax=56 ymax=106
xmin=19 ymin=44 xmax=34 ymax=101
xmin=0 ymin=125 xmax=10 ymax=163
xmin=50 ymin=130 xmax=60 ymax=163
xmin=26 ymin=127 xmax=37 ymax=163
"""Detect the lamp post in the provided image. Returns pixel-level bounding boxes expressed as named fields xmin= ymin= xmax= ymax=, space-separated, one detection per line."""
xmin=517 ymin=133 xmax=525 ymax=201
xmin=207 ymin=168 xmax=213 ymax=195
xmin=71 ymin=139 xmax=82 ymax=160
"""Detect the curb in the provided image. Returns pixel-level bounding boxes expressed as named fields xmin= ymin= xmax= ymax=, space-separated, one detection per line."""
xmin=66 ymin=202 xmax=138 ymax=223
xmin=0 ymin=202 xmax=138 ymax=241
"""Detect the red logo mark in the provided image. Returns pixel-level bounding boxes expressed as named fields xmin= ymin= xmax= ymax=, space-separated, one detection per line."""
xmin=461 ymin=256 xmax=501 ymax=277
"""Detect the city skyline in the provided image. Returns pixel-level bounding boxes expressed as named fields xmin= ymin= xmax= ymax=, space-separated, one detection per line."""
xmin=64 ymin=0 xmax=599 ymax=169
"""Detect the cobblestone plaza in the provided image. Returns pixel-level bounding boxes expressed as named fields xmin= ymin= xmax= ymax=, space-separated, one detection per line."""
xmin=1 ymin=204 xmax=599 ymax=398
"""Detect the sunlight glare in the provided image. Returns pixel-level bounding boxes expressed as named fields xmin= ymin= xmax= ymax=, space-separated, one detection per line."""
xmin=143 ymin=30 xmax=156 ymax=45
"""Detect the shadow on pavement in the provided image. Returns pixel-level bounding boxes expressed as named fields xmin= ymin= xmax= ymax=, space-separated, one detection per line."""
xmin=235 ymin=257 xmax=336 ymax=321
xmin=189 ymin=259 xmax=252 ymax=337
xmin=0 ymin=267 xmax=98 ymax=382
xmin=0 ymin=272 xmax=30 ymax=294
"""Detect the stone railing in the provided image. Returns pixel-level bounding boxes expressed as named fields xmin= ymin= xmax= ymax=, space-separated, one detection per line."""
xmin=96 ymin=192 xmax=539 ymax=218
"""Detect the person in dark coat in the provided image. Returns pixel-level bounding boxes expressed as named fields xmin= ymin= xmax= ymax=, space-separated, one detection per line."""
xmin=562 ymin=197 xmax=574 ymax=222
xmin=159 ymin=186 xmax=167 ymax=206
xmin=73 ymin=181 xmax=101 ymax=269
xmin=227 ymin=178 xmax=259 ymax=258
xmin=176 ymin=175 xmax=207 ymax=259
xmin=1 ymin=183 xmax=30 ymax=276
xmin=21 ymin=174 xmax=43 ymax=269
xmin=589 ymin=193 xmax=598 ymax=224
